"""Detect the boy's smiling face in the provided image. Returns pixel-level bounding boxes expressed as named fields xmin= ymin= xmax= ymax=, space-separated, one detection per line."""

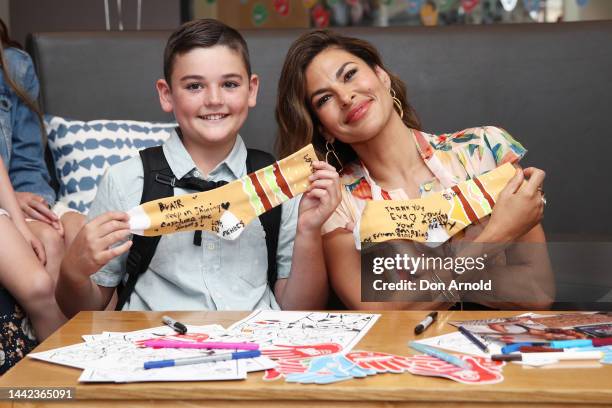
xmin=157 ymin=45 xmax=258 ymax=151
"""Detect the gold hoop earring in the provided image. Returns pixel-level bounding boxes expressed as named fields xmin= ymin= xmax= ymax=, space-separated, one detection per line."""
xmin=390 ymin=88 xmax=404 ymax=119
xmin=325 ymin=141 xmax=344 ymax=173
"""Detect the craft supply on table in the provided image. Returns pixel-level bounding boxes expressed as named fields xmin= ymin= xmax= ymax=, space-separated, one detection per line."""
xmin=414 ymin=311 xmax=438 ymax=335
xmin=409 ymin=341 xmax=472 ymax=370
xmin=162 ymin=315 xmax=187 ymax=334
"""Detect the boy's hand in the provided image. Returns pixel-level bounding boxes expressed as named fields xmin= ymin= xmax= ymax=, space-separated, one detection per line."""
xmin=62 ymin=211 xmax=133 ymax=278
xmin=297 ymin=161 xmax=341 ymax=234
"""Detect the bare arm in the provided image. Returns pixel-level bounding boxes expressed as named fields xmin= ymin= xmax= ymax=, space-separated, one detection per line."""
xmin=56 ymin=211 xmax=132 ymax=317
xmin=323 ymin=228 xmax=450 ymax=310
xmin=454 ymin=167 xmax=554 ymax=308
xmin=275 ymin=162 xmax=338 ymax=310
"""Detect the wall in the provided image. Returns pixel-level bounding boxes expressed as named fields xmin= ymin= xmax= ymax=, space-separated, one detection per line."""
xmin=0 ymin=0 xmax=9 ymax=31
xmin=9 ymin=0 xmax=181 ymax=46
xmin=564 ymin=0 xmax=612 ymax=21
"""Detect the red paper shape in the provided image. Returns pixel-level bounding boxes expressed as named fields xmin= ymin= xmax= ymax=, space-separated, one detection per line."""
xmin=405 ymin=354 xmax=505 ymax=384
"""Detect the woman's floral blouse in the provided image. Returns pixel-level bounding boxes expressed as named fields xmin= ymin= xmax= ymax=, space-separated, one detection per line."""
xmin=322 ymin=126 xmax=527 ymax=237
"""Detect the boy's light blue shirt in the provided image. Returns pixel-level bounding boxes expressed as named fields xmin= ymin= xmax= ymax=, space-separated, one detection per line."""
xmin=90 ymin=129 xmax=298 ymax=310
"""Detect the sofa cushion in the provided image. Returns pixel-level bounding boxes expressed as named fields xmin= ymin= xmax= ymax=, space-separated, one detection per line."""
xmin=45 ymin=115 xmax=175 ymax=213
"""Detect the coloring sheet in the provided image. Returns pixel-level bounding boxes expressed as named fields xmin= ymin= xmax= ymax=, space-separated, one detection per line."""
xmin=227 ymin=311 xmax=380 ymax=352
xmin=29 ymin=324 xmax=253 ymax=383
xmin=78 ymin=359 xmax=246 ymax=383
xmin=413 ymin=331 xmax=502 ymax=357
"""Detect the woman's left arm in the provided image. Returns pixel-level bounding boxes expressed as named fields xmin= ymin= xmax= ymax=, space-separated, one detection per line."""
xmin=275 ymin=161 xmax=341 ymax=309
xmin=9 ymin=53 xmax=57 ymax=222
xmin=453 ymin=166 xmax=554 ymax=308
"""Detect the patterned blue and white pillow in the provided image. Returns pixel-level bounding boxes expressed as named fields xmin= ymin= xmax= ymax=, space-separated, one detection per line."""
xmin=46 ymin=115 xmax=175 ymax=214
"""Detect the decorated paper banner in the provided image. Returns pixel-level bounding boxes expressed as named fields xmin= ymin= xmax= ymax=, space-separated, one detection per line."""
xmin=273 ymin=0 xmax=290 ymax=17
xmin=461 ymin=0 xmax=479 ymax=13
xmin=128 ymin=144 xmax=316 ymax=238
xmin=420 ymin=1 xmax=438 ymax=26
xmin=500 ymin=0 xmax=518 ymax=11
xmin=312 ymin=4 xmax=331 ymax=28
xmin=252 ymin=3 xmax=269 ymax=26
xmin=349 ymin=1 xmax=364 ymax=25
xmin=406 ymin=0 xmax=425 ymax=15
xmin=359 ymin=162 xmax=515 ymax=245
xmin=437 ymin=0 xmax=455 ymax=13
xmin=523 ymin=0 xmax=540 ymax=13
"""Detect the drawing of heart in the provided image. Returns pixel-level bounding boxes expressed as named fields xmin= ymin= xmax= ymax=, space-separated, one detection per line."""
xmin=221 ymin=202 xmax=230 ymax=210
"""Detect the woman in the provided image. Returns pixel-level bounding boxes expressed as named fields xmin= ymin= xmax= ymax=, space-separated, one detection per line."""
xmin=0 ymin=19 xmax=85 ymax=284
xmin=0 ymin=154 xmax=66 ymax=375
xmin=276 ymin=30 xmax=553 ymax=310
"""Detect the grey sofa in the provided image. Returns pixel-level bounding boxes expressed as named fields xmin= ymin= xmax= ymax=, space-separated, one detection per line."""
xmin=27 ymin=21 xmax=612 ymax=306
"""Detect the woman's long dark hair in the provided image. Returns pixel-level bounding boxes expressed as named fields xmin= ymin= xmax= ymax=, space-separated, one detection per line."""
xmin=0 ymin=19 xmax=46 ymax=143
xmin=275 ymin=30 xmax=421 ymax=170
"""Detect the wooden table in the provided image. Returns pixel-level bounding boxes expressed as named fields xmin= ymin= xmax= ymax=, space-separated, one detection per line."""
xmin=1 ymin=310 xmax=611 ymax=407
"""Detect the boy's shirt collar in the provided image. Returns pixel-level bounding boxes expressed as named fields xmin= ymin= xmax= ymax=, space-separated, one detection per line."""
xmin=163 ymin=127 xmax=247 ymax=181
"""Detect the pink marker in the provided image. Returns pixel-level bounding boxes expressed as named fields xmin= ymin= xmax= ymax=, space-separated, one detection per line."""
xmin=142 ymin=340 xmax=259 ymax=350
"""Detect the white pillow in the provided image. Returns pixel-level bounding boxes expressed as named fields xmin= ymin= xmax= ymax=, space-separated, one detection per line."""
xmin=46 ymin=115 xmax=175 ymax=214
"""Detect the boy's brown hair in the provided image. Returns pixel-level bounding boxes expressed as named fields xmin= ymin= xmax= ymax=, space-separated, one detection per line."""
xmin=163 ymin=18 xmax=252 ymax=86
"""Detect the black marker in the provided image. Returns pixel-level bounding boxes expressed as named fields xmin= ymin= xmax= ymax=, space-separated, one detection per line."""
xmin=414 ymin=311 xmax=438 ymax=335
xmin=162 ymin=315 xmax=187 ymax=335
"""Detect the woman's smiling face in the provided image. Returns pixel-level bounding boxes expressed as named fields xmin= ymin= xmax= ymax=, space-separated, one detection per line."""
xmin=305 ymin=47 xmax=394 ymax=145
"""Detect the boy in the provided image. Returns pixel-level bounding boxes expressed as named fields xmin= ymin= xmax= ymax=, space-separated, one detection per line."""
xmin=56 ymin=19 xmax=340 ymax=315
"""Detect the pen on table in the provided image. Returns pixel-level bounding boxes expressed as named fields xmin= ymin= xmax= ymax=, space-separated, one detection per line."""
xmin=162 ymin=315 xmax=187 ymax=335
xmin=414 ymin=311 xmax=438 ymax=335
xmin=519 ymin=346 xmax=563 ymax=353
xmin=458 ymin=326 xmax=489 ymax=353
xmin=409 ymin=341 xmax=472 ymax=370
xmin=550 ymin=338 xmax=612 ymax=349
xmin=501 ymin=342 xmax=549 ymax=354
xmin=144 ymin=350 xmax=261 ymax=369
xmin=143 ymin=339 xmax=259 ymax=350
xmin=491 ymin=350 xmax=603 ymax=362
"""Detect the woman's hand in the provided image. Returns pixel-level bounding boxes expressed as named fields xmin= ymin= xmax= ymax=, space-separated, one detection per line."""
xmin=485 ymin=166 xmax=546 ymax=243
xmin=297 ymin=161 xmax=341 ymax=234
xmin=15 ymin=223 xmax=47 ymax=265
xmin=15 ymin=192 xmax=63 ymax=235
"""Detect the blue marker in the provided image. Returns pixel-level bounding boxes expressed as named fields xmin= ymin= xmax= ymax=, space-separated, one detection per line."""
xmin=501 ymin=342 xmax=549 ymax=354
xmin=550 ymin=339 xmax=596 ymax=348
xmin=144 ymin=350 xmax=261 ymax=369
xmin=409 ymin=342 xmax=471 ymax=370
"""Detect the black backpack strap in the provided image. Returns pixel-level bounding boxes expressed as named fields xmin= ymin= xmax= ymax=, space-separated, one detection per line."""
xmin=246 ymin=149 xmax=282 ymax=292
xmin=115 ymin=146 xmax=174 ymax=310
